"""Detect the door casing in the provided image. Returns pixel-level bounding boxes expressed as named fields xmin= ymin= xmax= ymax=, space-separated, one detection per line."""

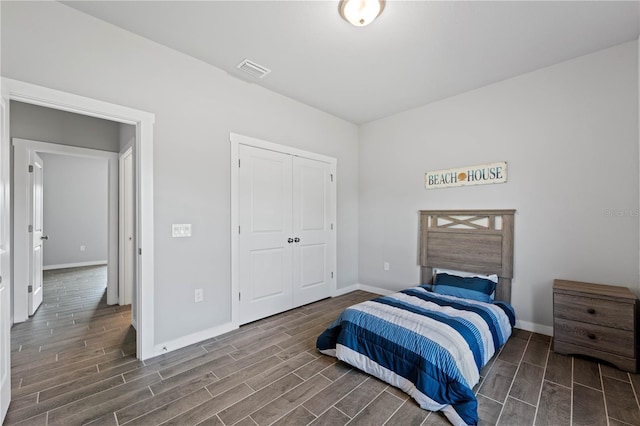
xmin=13 ymin=139 xmax=118 ymax=320
xmin=0 ymin=96 xmax=11 ymax=426
xmin=1 ymin=78 xmax=156 ymax=361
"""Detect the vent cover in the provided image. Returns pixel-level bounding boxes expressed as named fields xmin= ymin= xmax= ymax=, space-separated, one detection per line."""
xmin=236 ymin=59 xmax=271 ymax=79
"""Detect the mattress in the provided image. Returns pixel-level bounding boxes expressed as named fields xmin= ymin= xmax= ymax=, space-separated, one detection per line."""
xmin=316 ymin=286 xmax=516 ymax=426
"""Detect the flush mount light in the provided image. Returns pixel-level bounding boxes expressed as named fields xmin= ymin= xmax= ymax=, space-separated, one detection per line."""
xmin=339 ymin=0 xmax=385 ymax=27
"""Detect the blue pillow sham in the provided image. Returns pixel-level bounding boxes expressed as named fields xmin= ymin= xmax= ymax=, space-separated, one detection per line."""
xmin=432 ymin=272 xmax=497 ymax=303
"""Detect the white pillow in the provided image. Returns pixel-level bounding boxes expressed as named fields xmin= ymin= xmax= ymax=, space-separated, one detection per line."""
xmin=432 ymin=268 xmax=498 ymax=283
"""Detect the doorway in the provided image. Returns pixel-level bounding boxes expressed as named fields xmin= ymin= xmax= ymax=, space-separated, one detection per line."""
xmin=1 ymin=77 xmax=156 ymax=364
xmin=13 ymin=139 xmax=120 ymax=322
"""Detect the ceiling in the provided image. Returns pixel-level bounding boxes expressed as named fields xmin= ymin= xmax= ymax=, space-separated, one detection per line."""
xmin=62 ymin=1 xmax=640 ymax=124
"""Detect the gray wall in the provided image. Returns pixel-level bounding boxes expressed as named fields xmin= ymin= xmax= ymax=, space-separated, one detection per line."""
xmin=10 ymin=101 xmax=120 ymax=152
xmin=358 ymin=41 xmax=639 ymax=331
xmin=119 ymin=123 xmax=135 ymax=153
xmin=5 ymin=2 xmax=635 ymax=340
xmin=39 ymin=153 xmax=108 ymax=268
xmin=1 ymin=1 xmax=360 ymax=345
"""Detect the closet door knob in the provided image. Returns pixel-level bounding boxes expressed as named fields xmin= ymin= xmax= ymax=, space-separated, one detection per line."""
xmin=287 ymin=238 xmax=294 ymax=244
xmin=294 ymin=237 xmax=300 ymax=243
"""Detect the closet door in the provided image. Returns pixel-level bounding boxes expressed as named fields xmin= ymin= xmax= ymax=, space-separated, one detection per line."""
xmin=238 ymin=145 xmax=293 ymax=324
xmin=292 ymin=157 xmax=332 ymax=307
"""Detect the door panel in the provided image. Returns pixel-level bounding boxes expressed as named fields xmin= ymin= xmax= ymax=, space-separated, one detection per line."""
xmin=300 ymin=243 xmax=326 ymax=288
xmin=239 ymin=145 xmax=292 ymax=324
xmin=29 ymin=152 xmax=44 ymax=316
xmin=292 ymin=157 xmax=331 ymax=306
xmin=250 ymin=248 xmax=286 ymax=299
xmin=121 ymin=149 xmax=134 ymax=306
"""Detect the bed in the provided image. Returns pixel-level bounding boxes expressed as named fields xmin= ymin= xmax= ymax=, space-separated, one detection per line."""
xmin=317 ymin=210 xmax=516 ymax=426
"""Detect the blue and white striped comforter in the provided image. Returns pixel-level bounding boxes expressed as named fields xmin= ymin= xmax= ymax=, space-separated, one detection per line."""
xmin=316 ymin=286 xmax=516 ymax=426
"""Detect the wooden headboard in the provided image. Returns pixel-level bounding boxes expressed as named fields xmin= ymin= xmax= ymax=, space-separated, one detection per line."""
xmin=419 ymin=209 xmax=515 ymax=303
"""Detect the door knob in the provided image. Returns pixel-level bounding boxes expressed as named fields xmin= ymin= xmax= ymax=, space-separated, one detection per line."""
xmin=287 ymin=238 xmax=294 ymax=243
xmin=40 ymin=235 xmax=49 ymax=241
xmin=294 ymin=237 xmax=300 ymax=243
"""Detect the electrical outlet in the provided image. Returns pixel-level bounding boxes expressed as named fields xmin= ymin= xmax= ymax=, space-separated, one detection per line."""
xmin=383 ymin=261 xmax=390 ymax=271
xmin=194 ymin=288 xmax=204 ymax=303
xmin=80 ymin=245 xmax=86 ymax=252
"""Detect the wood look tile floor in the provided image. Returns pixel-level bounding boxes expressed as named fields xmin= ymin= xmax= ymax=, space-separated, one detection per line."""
xmin=6 ymin=266 xmax=640 ymax=426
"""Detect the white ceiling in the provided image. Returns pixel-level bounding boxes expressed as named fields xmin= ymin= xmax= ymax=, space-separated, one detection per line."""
xmin=62 ymin=1 xmax=640 ymax=124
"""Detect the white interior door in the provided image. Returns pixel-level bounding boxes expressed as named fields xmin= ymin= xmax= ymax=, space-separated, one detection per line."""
xmin=292 ymin=157 xmax=332 ymax=306
xmin=29 ymin=152 xmax=44 ymax=316
xmin=238 ymin=145 xmax=293 ymax=324
xmin=0 ymin=98 xmax=11 ymax=424
xmin=120 ymin=148 xmax=134 ymax=306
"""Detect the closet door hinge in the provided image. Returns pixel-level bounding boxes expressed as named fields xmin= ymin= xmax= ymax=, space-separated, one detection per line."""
xmin=238 ymin=159 xmax=241 ymax=168
xmin=330 ymin=174 xmax=334 ymax=182
xmin=330 ymin=224 xmax=334 ymax=230
xmin=238 ymin=226 xmax=241 ymax=234
xmin=331 ymin=272 xmax=334 ymax=279
xmin=138 ymin=248 xmax=142 ymax=255
xmin=28 ymin=225 xmax=33 ymax=233
xmin=28 ymin=165 xmax=34 ymax=173
xmin=239 ymin=292 xmax=241 ymax=301
xmin=28 ymin=285 xmax=33 ymax=293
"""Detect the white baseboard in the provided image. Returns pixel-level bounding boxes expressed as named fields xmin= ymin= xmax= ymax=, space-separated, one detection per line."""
xmin=153 ymin=322 xmax=238 ymax=357
xmin=44 ymin=260 xmax=108 ymax=270
xmin=333 ymin=283 xmax=393 ymax=297
xmin=357 ymin=284 xmax=394 ymax=296
xmin=333 ymin=284 xmax=360 ymax=296
xmin=515 ymin=320 xmax=553 ymax=336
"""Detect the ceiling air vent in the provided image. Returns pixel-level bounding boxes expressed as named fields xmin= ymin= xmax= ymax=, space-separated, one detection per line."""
xmin=236 ymin=59 xmax=271 ymax=79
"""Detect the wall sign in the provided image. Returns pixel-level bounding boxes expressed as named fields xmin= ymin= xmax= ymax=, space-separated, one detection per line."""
xmin=425 ymin=161 xmax=507 ymax=190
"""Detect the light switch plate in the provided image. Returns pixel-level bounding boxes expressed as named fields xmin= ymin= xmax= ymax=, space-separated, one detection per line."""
xmin=172 ymin=224 xmax=192 ymax=237
xmin=194 ymin=288 xmax=203 ymax=303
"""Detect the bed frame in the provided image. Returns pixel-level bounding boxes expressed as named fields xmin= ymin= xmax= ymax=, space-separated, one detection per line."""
xmin=419 ymin=209 xmax=515 ymax=303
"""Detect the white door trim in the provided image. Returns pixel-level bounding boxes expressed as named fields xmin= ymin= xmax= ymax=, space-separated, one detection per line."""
xmin=0 ymin=97 xmax=11 ymax=425
xmin=13 ymin=139 xmax=118 ymax=316
xmin=1 ymin=78 xmax=155 ymax=361
xmin=230 ymin=132 xmax=337 ymax=326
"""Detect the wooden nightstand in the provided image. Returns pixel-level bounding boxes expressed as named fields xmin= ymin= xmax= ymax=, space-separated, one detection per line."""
xmin=553 ymin=279 xmax=638 ymax=373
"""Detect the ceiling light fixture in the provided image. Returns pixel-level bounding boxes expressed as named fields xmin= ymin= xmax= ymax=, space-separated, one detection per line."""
xmin=339 ymin=0 xmax=385 ymax=27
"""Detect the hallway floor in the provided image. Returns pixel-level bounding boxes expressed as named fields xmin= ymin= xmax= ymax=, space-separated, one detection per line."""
xmin=7 ymin=265 xmax=135 ymax=425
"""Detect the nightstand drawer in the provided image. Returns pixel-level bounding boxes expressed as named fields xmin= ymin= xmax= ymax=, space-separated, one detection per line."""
xmin=554 ymin=317 xmax=635 ymax=358
xmin=554 ymin=293 xmax=634 ymax=330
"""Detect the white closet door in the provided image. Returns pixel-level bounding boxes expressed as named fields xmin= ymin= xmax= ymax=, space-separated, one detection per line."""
xmin=238 ymin=145 xmax=293 ymax=324
xmin=292 ymin=156 xmax=332 ymax=307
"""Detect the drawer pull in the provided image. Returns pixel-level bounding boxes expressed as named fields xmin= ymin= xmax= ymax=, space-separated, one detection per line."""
xmin=587 ymin=333 xmax=596 ymax=340
xmin=587 ymin=308 xmax=596 ymax=314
